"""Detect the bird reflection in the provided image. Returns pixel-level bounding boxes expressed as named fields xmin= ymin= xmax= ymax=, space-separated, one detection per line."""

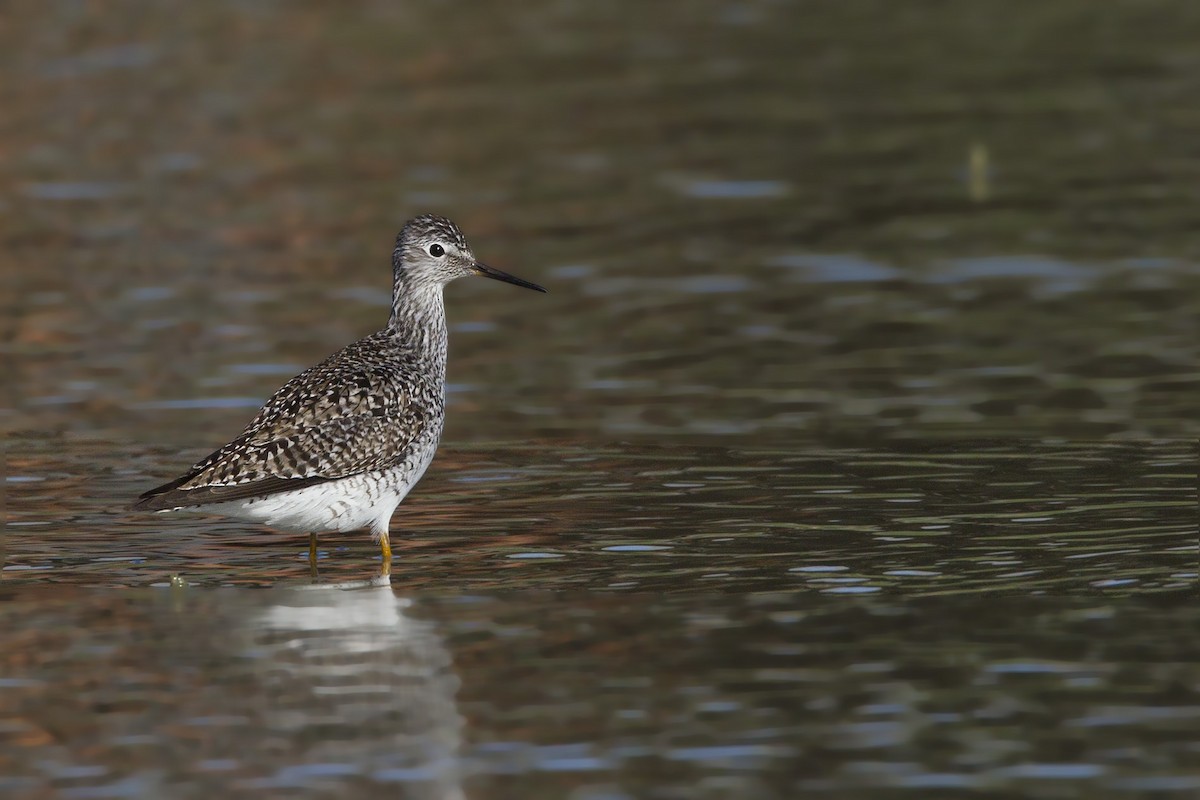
xmin=239 ymin=581 xmax=466 ymax=798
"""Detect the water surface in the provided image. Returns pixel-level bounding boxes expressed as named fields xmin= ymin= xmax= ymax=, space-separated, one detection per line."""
xmin=1 ymin=584 xmax=1197 ymax=799
xmin=2 ymin=0 xmax=1197 ymax=796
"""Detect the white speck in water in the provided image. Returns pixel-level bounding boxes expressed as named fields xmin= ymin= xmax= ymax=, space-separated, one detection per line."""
xmin=789 ymin=565 xmax=849 ymax=573
xmin=823 ymin=585 xmax=882 ymax=594
xmin=602 ymin=545 xmax=672 ymax=552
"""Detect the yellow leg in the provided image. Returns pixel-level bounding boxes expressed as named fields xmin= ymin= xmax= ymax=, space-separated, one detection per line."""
xmin=379 ymin=529 xmax=392 ymax=577
xmin=308 ymin=532 xmax=318 ymax=578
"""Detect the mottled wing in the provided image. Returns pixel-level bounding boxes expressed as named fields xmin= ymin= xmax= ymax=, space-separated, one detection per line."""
xmin=134 ymin=339 xmax=436 ymax=510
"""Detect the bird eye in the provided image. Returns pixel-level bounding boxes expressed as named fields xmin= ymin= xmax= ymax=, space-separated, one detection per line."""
xmin=428 ymin=244 xmax=445 ymax=257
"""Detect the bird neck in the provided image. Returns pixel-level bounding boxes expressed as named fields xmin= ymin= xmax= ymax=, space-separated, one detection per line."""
xmin=387 ymin=278 xmax=448 ymax=368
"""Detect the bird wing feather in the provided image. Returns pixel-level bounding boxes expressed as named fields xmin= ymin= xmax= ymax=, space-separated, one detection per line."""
xmin=133 ymin=342 xmax=438 ymax=511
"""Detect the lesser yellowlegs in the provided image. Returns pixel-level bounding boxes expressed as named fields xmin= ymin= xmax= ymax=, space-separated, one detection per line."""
xmin=133 ymin=214 xmax=546 ymax=575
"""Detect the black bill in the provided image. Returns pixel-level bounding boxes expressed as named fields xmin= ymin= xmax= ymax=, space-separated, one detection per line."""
xmin=474 ymin=262 xmax=547 ymax=293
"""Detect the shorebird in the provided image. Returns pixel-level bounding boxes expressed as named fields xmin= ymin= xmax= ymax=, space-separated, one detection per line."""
xmin=133 ymin=214 xmax=546 ymax=576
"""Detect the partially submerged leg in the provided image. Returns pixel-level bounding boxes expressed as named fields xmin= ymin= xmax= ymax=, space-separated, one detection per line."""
xmin=379 ymin=528 xmax=392 ymax=577
xmin=371 ymin=510 xmax=397 ymax=579
xmin=308 ymin=532 xmax=318 ymax=577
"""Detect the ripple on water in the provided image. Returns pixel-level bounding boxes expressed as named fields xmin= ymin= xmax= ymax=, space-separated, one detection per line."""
xmin=124 ymin=287 xmax=176 ymax=302
xmin=21 ymin=182 xmax=129 ymax=201
xmin=677 ymin=179 xmax=790 ymax=199
xmin=226 ymin=363 xmax=304 ymax=376
xmin=768 ymin=253 xmax=901 ymax=283
xmin=601 ymin=545 xmax=672 ymax=552
xmin=128 ymin=397 xmax=267 ymax=411
xmin=931 ymin=255 xmax=1093 ymax=294
xmin=677 ymin=275 xmax=754 ymax=294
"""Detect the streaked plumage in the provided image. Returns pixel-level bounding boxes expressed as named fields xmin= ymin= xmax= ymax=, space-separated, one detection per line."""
xmin=133 ymin=214 xmax=546 ymax=574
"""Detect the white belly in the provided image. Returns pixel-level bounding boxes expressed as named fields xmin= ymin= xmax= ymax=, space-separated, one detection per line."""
xmin=194 ymin=459 xmax=434 ymax=538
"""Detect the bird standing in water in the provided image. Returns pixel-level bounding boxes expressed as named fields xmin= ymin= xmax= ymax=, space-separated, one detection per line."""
xmin=133 ymin=215 xmax=546 ymax=576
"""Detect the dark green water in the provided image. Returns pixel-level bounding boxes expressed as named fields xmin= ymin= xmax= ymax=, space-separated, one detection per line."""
xmin=2 ymin=0 xmax=1197 ymax=797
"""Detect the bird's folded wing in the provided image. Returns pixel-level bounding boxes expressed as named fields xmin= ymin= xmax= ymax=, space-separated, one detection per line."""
xmin=133 ymin=360 xmax=433 ymax=510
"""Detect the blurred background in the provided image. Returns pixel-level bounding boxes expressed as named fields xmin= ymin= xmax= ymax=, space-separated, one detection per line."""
xmin=1 ymin=4 xmax=1197 ymax=798
xmin=2 ymin=0 xmax=1196 ymax=447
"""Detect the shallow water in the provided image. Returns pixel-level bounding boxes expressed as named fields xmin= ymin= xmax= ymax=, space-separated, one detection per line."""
xmin=3 ymin=438 xmax=1196 ymax=797
xmin=2 ymin=0 xmax=1198 ymax=796
xmin=1 ymin=586 xmax=1198 ymax=798
xmin=4 ymin=438 xmax=1196 ymax=594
